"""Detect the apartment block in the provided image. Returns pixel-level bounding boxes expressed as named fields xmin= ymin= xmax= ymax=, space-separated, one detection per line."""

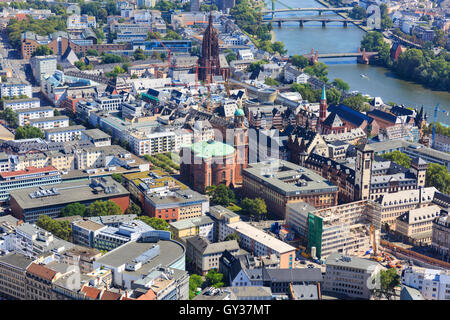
xmin=29 ymin=115 xmax=70 ymax=130
xmin=0 ymin=82 xmax=32 ymax=99
xmin=44 ymin=125 xmax=86 ymax=143
xmin=3 ymin=98 xmax=40 ymax=111
xmin=128 ymin=130 xmax=176 ymax=156
xmin=0 ymin=252 xmax=34 ymax=300
xmin=16 ymin=107 xmax=54 ymax=127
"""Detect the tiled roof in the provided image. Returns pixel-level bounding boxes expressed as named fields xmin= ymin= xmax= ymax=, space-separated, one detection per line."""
xmin=81 ymin=285 xmax=102 ymax=299
xmin=26 ymin=263 xmax=57 ymax=281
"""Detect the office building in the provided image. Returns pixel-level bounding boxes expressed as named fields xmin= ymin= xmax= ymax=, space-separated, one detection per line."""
xmin=221 ymin=221 xmax=296 ymax=269
xmin=185 ymin=236 xmax=239 ymax=275
xmin=30 ymin=55 xmax=57 ymax=85
xmin=0 ymin=165 xmax=61 ymax=203
xmin=242 ymin=160 xmax=338 ymax=218
xmin=323 ymin=253 xmax=383 ymax=300
xmin=10 ymin=177 xmax=130 ymax=223
xmin=169 ymin=215 xmax=214 ymax=242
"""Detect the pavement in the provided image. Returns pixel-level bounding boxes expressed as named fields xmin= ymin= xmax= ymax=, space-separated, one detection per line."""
xmin=0 ymin=31 xmax=31 ymax=85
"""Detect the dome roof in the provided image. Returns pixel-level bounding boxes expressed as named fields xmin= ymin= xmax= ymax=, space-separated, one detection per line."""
xmin=235 ymin=108 xmax=244 ymax=116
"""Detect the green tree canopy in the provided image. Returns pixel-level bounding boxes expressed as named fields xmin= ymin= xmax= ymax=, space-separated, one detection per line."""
xmin=86 ymin=49 xmax=99 ymax=56
xmin=15 ymin=126 xmax=44 ymax=140
xmin=332 ymin=78 xmax=350 ymax=92
xmin=101 ymin=53 xmax=124 ymax=64
xmin=0 ymin=108 xmax=18 ymax=128
xmin=137 ymin=216 xmax=170 ymax=231
xmin=380 ymin=151 xmax=411 ymax=168
xmin=85 ymin=200 xmax=122 ymax=217
xmin=291 ymin=54 xmax=309 ymax=69
xmin=264 ymin=77 xmax=280 ymax=86
xmin=378 ymin=268 xmax=400 ymax=300
xmin=125 ymin=202 xmax=142 ymax=216
xmin=342 ymin=94 xmax=370 ymax=112
xmin=205 ymin=269 xmax=224 ymax=288
xmin=61 ymin=202 xmax=86 ymax=217
xmin=36 ymin=215 xmax=71 ymax=241
xmin=240 ymin=197 xmax=267 ymax=221
xmin=189 ymin=274 xmax=203 ymax=299
xmin=32 ymin=45 xmax=53 ymax=57
xmin=304 ymin=62 xmax=328 ymax=82
xmin=206 ymin=184 xmax=235 ymax=207
xmin=133 ymin=48 xmax=147 ymax=61
xmin=426 ymin=163 xmax=450 ymax=194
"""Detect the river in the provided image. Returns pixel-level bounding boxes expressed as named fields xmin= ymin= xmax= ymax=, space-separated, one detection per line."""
xmin=265 ymin=0 xmax=450 ymax=124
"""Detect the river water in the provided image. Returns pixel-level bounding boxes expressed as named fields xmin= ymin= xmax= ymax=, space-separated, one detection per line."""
xmin=266 ymin=0 xmax=450 ymax=124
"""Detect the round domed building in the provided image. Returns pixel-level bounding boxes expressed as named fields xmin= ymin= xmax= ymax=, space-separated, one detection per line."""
xmin=180 ymin=140 xmax=241 ymax=193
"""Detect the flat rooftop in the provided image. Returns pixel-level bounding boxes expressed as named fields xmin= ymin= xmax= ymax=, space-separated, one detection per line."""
xmin=82 ymin=128 xmax=111 ymax=140
xmin=170 ymin=215 xmax=214 ymax=230
xmin=95 ymin=239 xmax=185 ymax=277
xmin=227 ymin=221 xmax=296 ymax=254
xmin=243 ymin=160 xmax=338 ymax=196
xmin=10 ymin=176 xmax=129 ymax=210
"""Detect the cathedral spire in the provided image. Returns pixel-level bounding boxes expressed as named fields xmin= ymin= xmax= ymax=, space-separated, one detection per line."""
xmin=321 ymin=84 xmax=326 ymax=102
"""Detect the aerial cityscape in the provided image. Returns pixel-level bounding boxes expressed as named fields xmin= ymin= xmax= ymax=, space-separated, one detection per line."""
xmin=0 ymin=0 xmax=449 ymax=305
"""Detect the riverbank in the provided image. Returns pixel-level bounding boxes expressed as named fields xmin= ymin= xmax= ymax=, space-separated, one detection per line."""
xmin=271 ymin=30 xmax=276 ymax=43
xmin=315 ymin=0 xmax=369 ymax=32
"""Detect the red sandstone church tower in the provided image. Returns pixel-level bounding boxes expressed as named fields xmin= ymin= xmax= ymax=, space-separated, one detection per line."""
xmin=319 ymin=85 xmax=327 ymax=123
xmin=199 ymin=13 xmax=220 ymax=83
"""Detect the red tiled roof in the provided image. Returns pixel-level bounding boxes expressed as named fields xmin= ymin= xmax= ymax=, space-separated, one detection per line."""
xmin=100 ymin=290 xmax=122 ymax=300
xmin=26 ymin=263 xmax=57 ymax=281
xmin=80 ymin=285 xmax=102 ymax=299
xmin=0 ymin=166 xmax=58 ymax=179
xmin=137 ymin=289 xmax=157 ymax=300
xmin=15 ymin=13 xmax=27 ymax=21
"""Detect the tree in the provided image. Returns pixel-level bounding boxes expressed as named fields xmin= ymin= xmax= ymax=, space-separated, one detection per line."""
xmin=247 ymin=60 xmax=268 ymax=73
xmin=264 ymin=77 xmax=280 ymax=86
xmin=189 ymin=274 xmax=203 ymax=299
xmin=205 ymin=269 xmax=224 ymax=288
xmin=380 ymin=4 xmax=393 ymax=30
xmin=224 ymin=232 xmax=240 ymax=242
xmin=378 ymin=268 xmax=400 ymax=300
xmin=101 ymin=53 xmax=123 ymax=64
xmin=0 ymin=107 xmax=18 ymax=128
xmin=349 ymin=6 xmax=366 ymax=20
xmin=426 ymin=163 xmax=450 ymax=194
xmin=271 ymin=41 xmax=287 ymax=55
xmin=291 ymin=55 xmax=308 ymax=69
xmin=61 ymin=202 xmax=86 ymax=217
xmin=291 ymin=83 xmax=319 ymax=102
xmin=206 ymin=184 xmax=235 ymax=207
xmin=85 ymin=200 xmax=122 ymax=217
xmin=14 ymin=126 xmax=44 ymax=140
xmin=226 ymin=53 xmax=237 ymax=64
xmin=86 ymin=49 xmax=99 ymax=56
xmin=133 ymin=48 xmax=147 ymax=61
xmin=32 ymin=45 xmax=53 ymax=57
xmin=332 ymin=78 xmax=350 ymax=92
xmin=304 ymin=62 xmax=328 ymax=82
xmin=137 ymin=216 xmax=170 ymax=231
xmin=36 ymin=215 xmax=71 ymax=241
xmin=163 ymin=30 xmax=181 ymax=40
xmin=342 ymin=94 xmax=370 ymax=112
xmin=326 ymin=88 xmax=341 ymax=105
xmin=111 ymin=173 xmax=123 ymax=183
xmin=125 ymin=202 xmax=142 ymax=216
xmin=380 ymin=151 xmax=411 ymax=168
xmin=240 ymin=197 xmax=267 ymax=221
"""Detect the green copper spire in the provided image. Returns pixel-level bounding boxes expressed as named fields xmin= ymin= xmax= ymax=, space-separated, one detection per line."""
xmin=321 ymin=85 xmax=326 ymax=101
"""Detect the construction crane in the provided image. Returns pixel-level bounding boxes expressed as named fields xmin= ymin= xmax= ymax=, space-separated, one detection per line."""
xmin=431 ymin=104 xmax=447 ymax=148
xmin=369 ymin=225 xmax=383 ymax=262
